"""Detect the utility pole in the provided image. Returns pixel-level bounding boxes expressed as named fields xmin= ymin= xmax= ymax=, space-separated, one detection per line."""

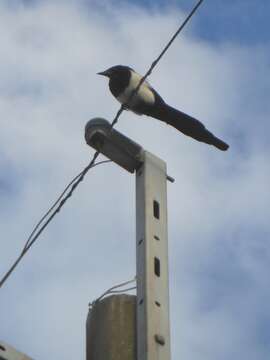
xmin=85 ymin=118 xmax=171 ymax=360
xmin=136 ymin=151 xmax=171 ymax=360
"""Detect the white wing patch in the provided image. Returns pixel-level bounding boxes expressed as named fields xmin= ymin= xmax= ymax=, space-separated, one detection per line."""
xmin=116 ymin=70 xmax=155 ymax=109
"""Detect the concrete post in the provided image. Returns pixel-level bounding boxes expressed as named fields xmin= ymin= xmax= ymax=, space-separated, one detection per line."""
xmin=136 ymin=151 xmax=171 ymax=360
xmin=85 ymin=121 xmax=171 ymax=360
xmin=86 ymin=294 xmax=136 ymax=360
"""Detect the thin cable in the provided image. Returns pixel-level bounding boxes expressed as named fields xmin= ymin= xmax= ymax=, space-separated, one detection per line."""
xmin=0 ymin=0 xmax=204 ymax=289
xmin=0 ymin=156 xmax=111 ymax=289
xmin=22 ymin=172 xmax=83 ymax=251
xmin=111 ymin=0 xmax=204 ymax=128
xmin=23 ymin=159 xmax=111 ymax=251
xmin=89 ymin=277 xmax=136 ymax=306
xmin=109 ymin=287 xmax=136 ymax=294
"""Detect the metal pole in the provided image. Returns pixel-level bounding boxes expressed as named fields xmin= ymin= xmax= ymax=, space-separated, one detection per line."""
xmin=136 ymin=151 xmax=171 ymax=360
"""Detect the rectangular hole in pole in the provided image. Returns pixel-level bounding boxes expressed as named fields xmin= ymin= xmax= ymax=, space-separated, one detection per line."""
xmin=154 ymin=257 xmax=161 ymax=277
xmin=153 ymin=200 xmax=160 ymax=219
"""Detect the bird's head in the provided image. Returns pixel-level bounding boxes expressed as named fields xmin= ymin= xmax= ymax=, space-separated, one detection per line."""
xmin=97 ymin=65 xmax=133 ymax=80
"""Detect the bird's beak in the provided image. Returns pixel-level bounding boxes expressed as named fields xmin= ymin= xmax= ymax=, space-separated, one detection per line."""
xmin=97 ymin=70 xmax=110 ymax=77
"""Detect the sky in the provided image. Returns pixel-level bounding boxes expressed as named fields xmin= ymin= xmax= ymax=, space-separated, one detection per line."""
xmin=0 ymin=0 xmax=270 ymax=359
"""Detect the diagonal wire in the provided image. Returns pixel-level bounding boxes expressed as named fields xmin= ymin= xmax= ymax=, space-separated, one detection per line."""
xmin=23 ymin=159 xmax=111 ymax=252
xmin=0 ymin=0 xmax=204 ymax=290
xmin=0 ymin=157 xmax=110 ymax=289
xmin=111 ymin=0 xmax=204 ymax=128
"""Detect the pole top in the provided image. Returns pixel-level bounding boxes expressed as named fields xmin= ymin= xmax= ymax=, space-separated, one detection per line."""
xmin=85 ymin=118 xmax=143 ymax=173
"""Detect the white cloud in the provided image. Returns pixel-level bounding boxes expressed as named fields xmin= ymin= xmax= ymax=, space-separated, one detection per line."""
xmin=0 ymin=1 xmax=269 ymax=359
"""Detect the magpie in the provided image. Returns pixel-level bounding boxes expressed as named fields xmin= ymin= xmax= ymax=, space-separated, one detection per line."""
xmin=98 ymin=65 xmax=229 ymax=151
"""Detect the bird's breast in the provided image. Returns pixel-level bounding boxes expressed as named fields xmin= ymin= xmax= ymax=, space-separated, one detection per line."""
xmin=116 ymin=71 xmax=155 ymax=110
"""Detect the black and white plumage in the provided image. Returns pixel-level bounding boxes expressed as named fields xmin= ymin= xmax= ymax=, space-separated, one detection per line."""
xmin=98 ymin=65 xmax=229 ymax=151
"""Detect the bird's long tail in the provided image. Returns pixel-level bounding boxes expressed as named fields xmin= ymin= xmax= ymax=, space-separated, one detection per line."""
xmin=149 ymin=103 xmax=229 ymax=151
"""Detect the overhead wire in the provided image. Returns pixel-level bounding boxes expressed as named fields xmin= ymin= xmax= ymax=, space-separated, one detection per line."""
xmin=0 ymin=158 xmax=111 ymax=289
xmin=89 ymin=277 xmax=137 ymax=307
xmin=0 ymin=0 xmax=204 ymax=290
xmin=23 ymin=159 xmax=111 ymax=252
xmin=111 ymin=0 xmax=204 ymax=128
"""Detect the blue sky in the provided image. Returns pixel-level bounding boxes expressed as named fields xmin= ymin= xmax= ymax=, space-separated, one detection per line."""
xmin=0 ymin=0 xmax=270 ymax=359
xmin=153 ymin=0 xmax=270 ymax=44
xmin=6 ymin=0 xmax=270 ymax=44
